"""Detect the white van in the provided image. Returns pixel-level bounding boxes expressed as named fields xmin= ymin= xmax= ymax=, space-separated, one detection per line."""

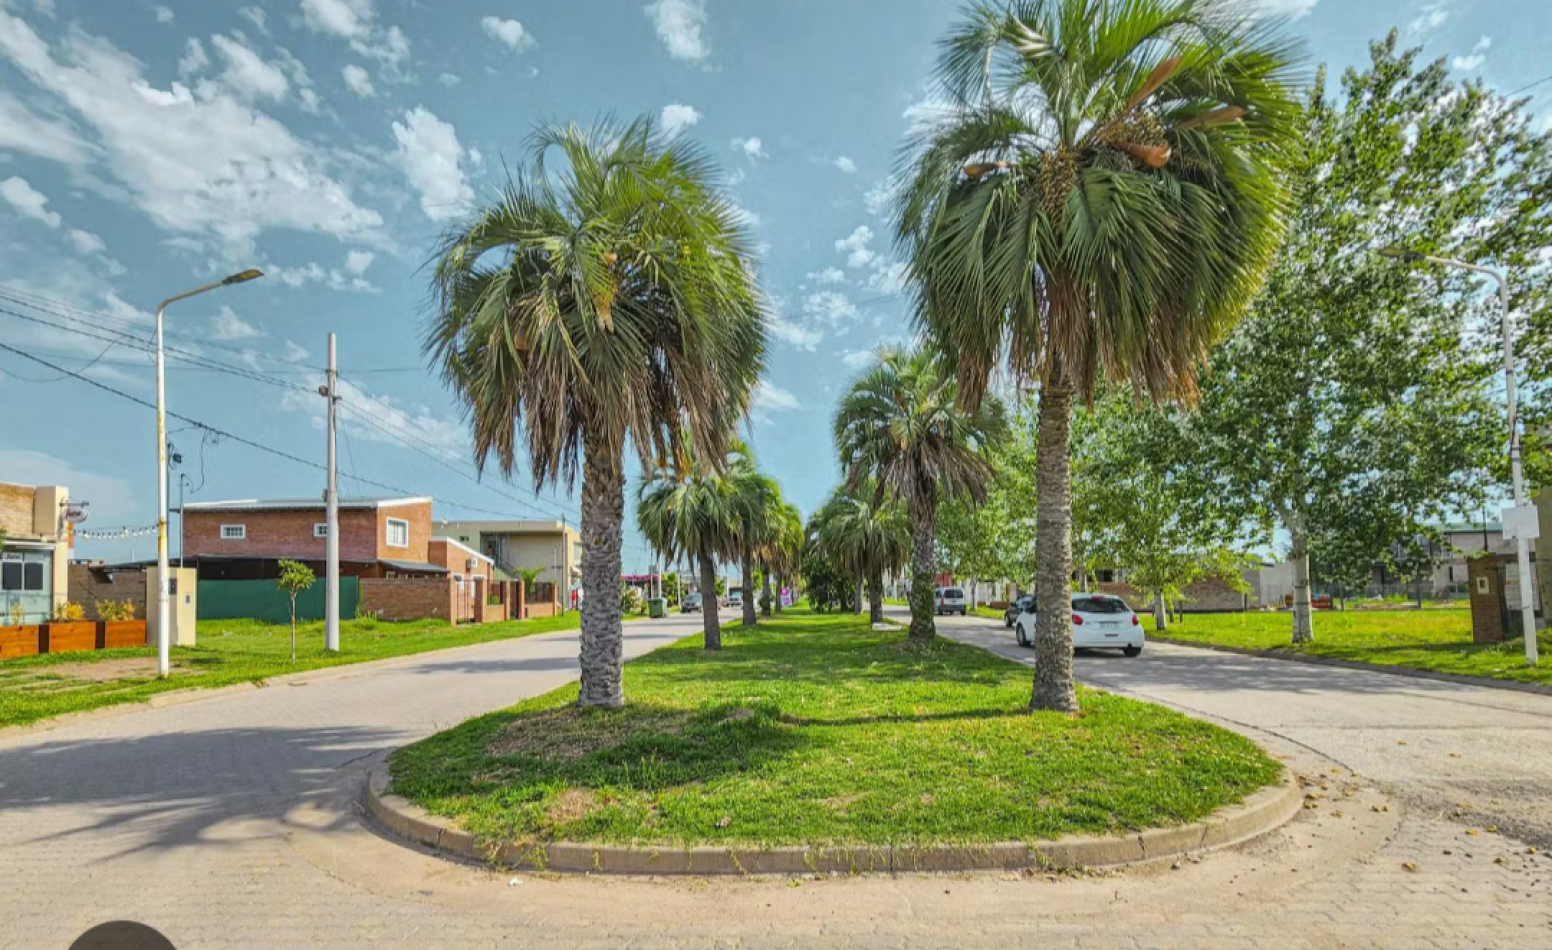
xmin=934 ymin=587 xmax=967 ymax=616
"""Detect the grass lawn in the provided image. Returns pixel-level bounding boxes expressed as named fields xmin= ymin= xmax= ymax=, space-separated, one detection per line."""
xmin=390 ymin=609 xmax=1281 ymax=849
xmin=0 ymin=612 xmax=584 ymax=729
xmin=1144 ymin=609 xmax=1552 ymax=685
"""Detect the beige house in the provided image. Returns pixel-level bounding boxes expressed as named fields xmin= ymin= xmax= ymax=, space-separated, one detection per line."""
xmin=435 ymin=519 xmax=581 ymax=603
xmin=0 ymin=482 xmax=72 ymax=623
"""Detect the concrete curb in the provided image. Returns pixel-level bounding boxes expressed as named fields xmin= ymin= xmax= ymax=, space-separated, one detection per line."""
xmin=364 ymin=767 xmax=1302 ymax=876
xmin=1148 ymin=635 xmax=1552 ymax=698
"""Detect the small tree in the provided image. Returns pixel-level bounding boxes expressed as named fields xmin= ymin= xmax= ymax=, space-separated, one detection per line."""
xmin=276 ymin=559 xmax=316 ymax=662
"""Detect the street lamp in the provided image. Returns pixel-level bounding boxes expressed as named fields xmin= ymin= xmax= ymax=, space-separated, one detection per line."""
xmin=1379 ymin=246 xmax=1538 ymax=666
xmin=153 ymin=269 xmax=264 ymax=678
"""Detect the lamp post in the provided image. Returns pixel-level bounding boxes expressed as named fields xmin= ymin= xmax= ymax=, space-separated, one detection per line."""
xmin=1380 ymin=247 xmax=1537 ymax=666
xmin=154 ymin=269 xmax=264 ymax=678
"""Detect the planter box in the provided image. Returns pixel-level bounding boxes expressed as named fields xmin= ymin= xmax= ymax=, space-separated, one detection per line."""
xmin=44 ymin=620 xmax=98 ymax=655
xmin=98 ymin=619 xmax=148 ymax=649
xmin=0 ymin=624 xmax=43 ymax=659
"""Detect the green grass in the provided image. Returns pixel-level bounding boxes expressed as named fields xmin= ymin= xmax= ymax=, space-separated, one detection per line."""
xmin=390 ymin=609 xmax=1281 ymax=850
xmin=0 ymin=612 xmax=582 ymax=728
xmin=1144 ymin=609 xmax=1552 ymax=685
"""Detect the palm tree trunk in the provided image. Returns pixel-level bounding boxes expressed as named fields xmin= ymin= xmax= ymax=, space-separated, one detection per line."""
xmin=907 ymin=492 xmax=937 ymax=645
xmin=773 ymin=573 xmax=783 ymax=613
xmin=578 ymin=433 xmax=626 ymax=707
xmin=868 ymin=570 xmax=884 ymax=624
xmin=762 ymin=568 xmax=774 ymax=617
xmin=699 ymin=549 xmax=722 ymax=651
xmin=741 ymin=548 xmax=757 ymax=627
xmin=1031 ymin=374 xmax=1078 ymax=713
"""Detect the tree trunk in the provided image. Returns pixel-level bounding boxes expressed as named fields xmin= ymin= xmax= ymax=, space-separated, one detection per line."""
xmin=1290 ymin=524 xmax=1313 ymax=645
xmin=578 ymin=433 xmax=626 ymax=707
xmin=699 ymin=550 xmax=722 ymax=651
xmin=772 ymin=573 xmax=783 ymax=613
xmin=1031 ymin=374 xmax=1079 ymax=713
xmin=855 ymin=577 xmax=864 ymax=614
xmin=907 ymin=492 xmax=937 ymax=645
xmin=289 ymin=602 xmax=297 ymax=662
xmin=741 ymin=550 xmax=757 ymax=627
xmin=762 ymin=568 xmax=774 ymax=617
xmin=1153 ymin=595 xmax=1168 ymax=632
xmin=868 ymin=570 xmax=884 ymax=624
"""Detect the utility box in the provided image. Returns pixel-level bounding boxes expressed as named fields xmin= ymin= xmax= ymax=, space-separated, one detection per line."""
xmin=146 ymin=567 xmax=198 ymax=647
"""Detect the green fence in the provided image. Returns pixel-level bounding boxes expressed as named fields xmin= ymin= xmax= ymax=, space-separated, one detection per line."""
xmin=197 ymin=578 xmax=360 ymax=623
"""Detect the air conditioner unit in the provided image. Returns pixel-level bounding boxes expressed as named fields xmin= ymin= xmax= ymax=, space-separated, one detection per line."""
xmin=466 ymin=557 xmax=478 ymax=571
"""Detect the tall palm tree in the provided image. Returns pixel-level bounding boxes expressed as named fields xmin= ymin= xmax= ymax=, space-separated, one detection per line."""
xmin=898 ymin=0 xmax=1299 ymax=710
xmin=834 ymin=347 xmax=1006 ymax=643
xmin=426 ymin=117 xmax=765 ymax=706
xmin=813 ymin=483 xmax=912 ymax=625
xmin=760 ymin=501 xmax=804 ymax=615
xmin=636 ymin=443 xmax=746 ymax=651
xmin=730 ymin=456 xmax=779 ymax=628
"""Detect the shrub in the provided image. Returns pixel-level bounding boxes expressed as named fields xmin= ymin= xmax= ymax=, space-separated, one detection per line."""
xmin=97 ymin=600 xmax=138 ymax=622
xmin=51 ymin=602 xmax=85 ymax=622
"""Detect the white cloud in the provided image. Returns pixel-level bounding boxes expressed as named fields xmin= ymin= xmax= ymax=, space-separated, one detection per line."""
xmin=481 ymin=16 xmax=533 ymax=52
xmin=1247 ymin=0 xmax=1319 ymax=17
xmin=753 ymin=379 xmax=800 ymax=413
xmin=1 ymin=176 xmax=61 ymax=227
xmin=840 ymin=349 xmax=878 ymax=369
xmin=177 ymin=37 xmax=209 ymax=76
xmin=283 ymin=377 xmax=467 ymax=456
xmin=393 ymin=107 xmax=473 ymax=221
xmin=273 ymin=47 xmax=320 ymax=113
xmin=0 ymin=450 xmax=139 ymax=521
xmin=1407 ymin=1 xmax=1450 ymax=37
xmin=660 ymin=102 xmax=701 ymax=138
xmin=806 ymin=267 xmax=846 ymax=285
xmin=769 ymin=317 xmax=823 ymax=350
xmin=153 ymin=5 xmax=174 ymax=24
xmin=728 ymin=201 xmax=762 ymax=229
xmin=240 ymin=6 xmax=269 ymax=33
xmin=0 ymin=13 xmax=384 ymax=253
xmin=438 ymin=71 xmax=461 ymax=87
xmin=0 ymin=89 xmax=91 ymax=164
xmin=282 ymin=340 xmax=311 ymax=362
xmin=732 ymin=136 xmax=766 ymax=161
xmin=344 ymin=249 xmax=374 ymax=275
xmin=209 ymin=305 xmax=265 ymax=341
xmin=803 ymin=290 xmax=859 ymax=325
xmin=645 ymin=0 xmax=708 ymax=62
xmin=866 ymin=261 xmax=909 ymax=295
xmin=31 ymin=0 xmax=55 ymax=16
xmin=1452 ymin=35 xmax=1490 ymax=72
xmin=265 ymin=259 xmax=377 ymax=292
xmin=299 ymin=0 xmax=374 ymax=38
xmin=342 ymin=63 xmax=375 ymax=97
xmin=210 ymin=34 xmax=289 ymax=102
xmin=833 ymin=156 xmax=857 ymax=174
xmin=863 ymin=177 xmax=894 ymax=216
xmin=66 ymin=228 xmax=103 ymax=254
xmin=835 ymin=225 xmax=877 ymax=269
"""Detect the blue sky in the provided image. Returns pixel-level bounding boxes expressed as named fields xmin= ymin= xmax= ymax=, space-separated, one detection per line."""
xmin=0 ymin=0 xmax=1547 ymax=571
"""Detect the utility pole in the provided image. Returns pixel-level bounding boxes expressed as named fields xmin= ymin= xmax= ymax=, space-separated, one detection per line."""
xmin=321 ymin=333 xmax=341 ymax=653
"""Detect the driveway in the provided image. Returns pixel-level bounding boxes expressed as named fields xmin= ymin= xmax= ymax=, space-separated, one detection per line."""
xmin=1 ymin=606 xmax=1549 ymax=950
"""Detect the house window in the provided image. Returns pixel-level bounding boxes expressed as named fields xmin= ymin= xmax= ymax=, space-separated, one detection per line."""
xmin=314 ymin=523 xmax=328 ymax=538
xmin=0 ymin=553 xmax=46 ymax=592
xmin=386 ymin=518 xmax=409 ymax=548
xmin=221 ymin=524 xmax=246 ymax=540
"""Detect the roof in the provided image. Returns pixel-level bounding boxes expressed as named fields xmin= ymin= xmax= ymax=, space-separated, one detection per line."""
xmin=184 ymin=496 xmax=430 ymax=513
xmin=380 ymin=559 xmax=448 ymax=574
xmin=430 ymin=536 xmax=494 ymax=564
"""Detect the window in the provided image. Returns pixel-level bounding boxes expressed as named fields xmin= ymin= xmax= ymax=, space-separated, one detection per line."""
xmin=1073 ymin=596 xmax=1129 ymax=614
xmin=221 ymin=524 xmax=246 ymax=540
xmin=313 ymin=523 xmax=328 ymax=538
xmin=385 ymin=517 xmax=409 ymax=548
xmin=0 ymin=552 xmax=48 ymax=592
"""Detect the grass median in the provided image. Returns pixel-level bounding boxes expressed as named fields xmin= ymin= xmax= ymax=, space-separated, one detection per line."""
xmin=1143 ymin=608 xmax=1552 ymax=685
xmin=0 ymin=612 xmax=584 ymax=728
xmin=390 ymin=608 xmax=1281 ymax=849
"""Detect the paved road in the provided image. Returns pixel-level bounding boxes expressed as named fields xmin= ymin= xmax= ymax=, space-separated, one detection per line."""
xmin=0 ymin=607 xmax=1549 ymax=949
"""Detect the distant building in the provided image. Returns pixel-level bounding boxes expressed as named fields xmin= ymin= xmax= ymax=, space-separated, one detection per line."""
xmin=435 ymin=519 xmax=581 ymax=602
xmin=0 ymin=482 xmax=71 ymax=623
xmin=182 ymin=496 xmax=447 ymax=579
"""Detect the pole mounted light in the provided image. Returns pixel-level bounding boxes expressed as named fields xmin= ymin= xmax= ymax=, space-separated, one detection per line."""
xmin=1378 ymin=246 xmax=1538 ymax=667
xmin=153 ymin=269 xmax=264 ymax=678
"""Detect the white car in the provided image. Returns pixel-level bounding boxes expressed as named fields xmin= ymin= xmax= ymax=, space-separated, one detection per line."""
xmin=1015 ymin=594 xmax=1144 ymax=657
xmin=934 ymin=586 xmax=967 ymax=616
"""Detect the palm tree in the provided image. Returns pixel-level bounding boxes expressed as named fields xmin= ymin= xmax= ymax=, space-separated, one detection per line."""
xmin=898 ymin=0 xmax=1299 ymax=710
xmin=759 ymin=501 xmax=804 ymax=615
xmin=426 ymin=117 xmax=766 ymax=706
xmin=812 ymin=483 xmax=911 ymax=625
xmin=834 ymin=347 xmax=1006 ymax=643
xmin=730 ymin=456 xmax=779 ymax=628
xmin=636 ymin=443 xmax=746 ymax=651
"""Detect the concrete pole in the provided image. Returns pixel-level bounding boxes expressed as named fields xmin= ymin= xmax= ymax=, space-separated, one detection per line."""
xmin=324 ymin=332 xmax=341 ymax=653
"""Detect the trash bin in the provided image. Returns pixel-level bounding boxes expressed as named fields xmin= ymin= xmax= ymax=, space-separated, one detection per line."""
xmin=648 ymin=597 xmax=667 ymax=618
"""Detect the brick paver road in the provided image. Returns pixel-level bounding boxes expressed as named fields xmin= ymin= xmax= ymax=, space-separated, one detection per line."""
xmin=2 ymin=607 xmax=1550 ymax=950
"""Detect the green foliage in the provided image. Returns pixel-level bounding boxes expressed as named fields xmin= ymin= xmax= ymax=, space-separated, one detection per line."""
xmin=811 ymin=480 xmax=911 ymax=619
xmin=513 ymin=566 xmax=545 ymax=587
xmin=95 ymin=600 xmax=138 ymax=622
xmin=276 ymin=559 xmax=318 ymax=661
xmin=50 ymin=602 xmax=85 ymax=622
xmin=800 ymin=538 xmax=853 ymax=614
xmin=621 ymin=583 xmax=645 ymax=615
xmin=389 ymin=610 xmax=1282 ymax=848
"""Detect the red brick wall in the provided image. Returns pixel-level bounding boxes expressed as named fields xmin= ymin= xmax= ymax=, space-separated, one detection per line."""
xmin=68 ymin=564 xmax=147 ymax=620
xmin=376 ymin=501 xmax=432 ymax=563
xmin=427 ymin=539 xmax=493 ymax=582
xmin=186 ymin=507 xmax=380 ymax=561
xmin=360 ymin=576 xmax=454 ymax=623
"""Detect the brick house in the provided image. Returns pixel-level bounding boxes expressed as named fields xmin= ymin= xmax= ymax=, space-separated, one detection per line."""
xmin=0 ymin=482 xmax=71 ymax=623
xmin=182 ymin=496 xmax=446 ymax=579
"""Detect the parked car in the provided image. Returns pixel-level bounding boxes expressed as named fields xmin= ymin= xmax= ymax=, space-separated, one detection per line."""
xmin=934 ymin=586 xmax=967 ymax=616
xmin=728 ymin=589 xmax=744 ymax=609
xmin=1003 ymin=593 xmax=1036 ymax=628
xmin=1014 ymin=593 xmax=1143 ymax=656
xmin=681 ymin=592 xmax=702 ymax=613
